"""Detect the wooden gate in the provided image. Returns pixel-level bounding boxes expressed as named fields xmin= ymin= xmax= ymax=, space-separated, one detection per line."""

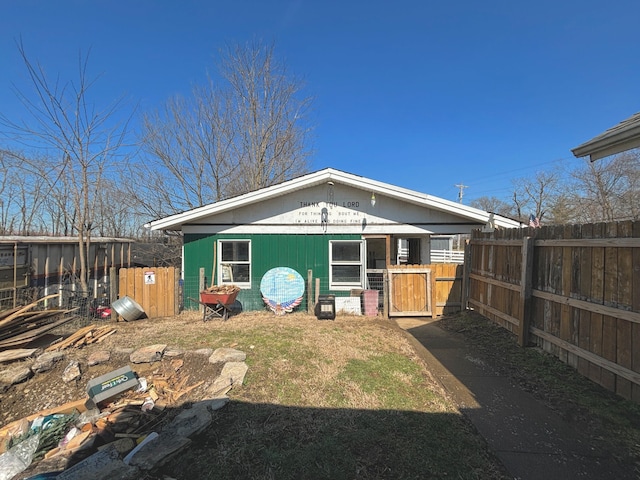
xmin=118 ymin=267 xmax=179 ymax=319
xmin=388 ymin=267 xmax=432 ymax=316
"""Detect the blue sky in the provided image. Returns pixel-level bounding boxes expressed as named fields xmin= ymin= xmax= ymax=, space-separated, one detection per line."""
xmin=1 ymin=0 xmax=638 ymax=204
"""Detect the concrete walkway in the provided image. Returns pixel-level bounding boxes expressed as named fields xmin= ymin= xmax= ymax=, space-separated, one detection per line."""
xmin=395 ymin=318 xmax=634 ymax=480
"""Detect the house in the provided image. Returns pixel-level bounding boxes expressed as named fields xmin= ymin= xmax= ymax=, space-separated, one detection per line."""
xmin=146 ymin=168 xmax=521 ymax=312
xmin=572 ymin=111 xmax=640 ymax=161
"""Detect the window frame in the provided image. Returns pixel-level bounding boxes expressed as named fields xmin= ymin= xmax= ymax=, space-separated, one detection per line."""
xmin=217 ymin=239 xmax=251 ymax=288
xmin=329 ymin=240 xmax=365 ymax=290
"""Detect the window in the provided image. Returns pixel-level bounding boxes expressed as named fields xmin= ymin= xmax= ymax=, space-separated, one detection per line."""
xmin=329 ymin=240 xmax=364 ymax=290
xmin=218 ymin=240 xmax=251 ymax=288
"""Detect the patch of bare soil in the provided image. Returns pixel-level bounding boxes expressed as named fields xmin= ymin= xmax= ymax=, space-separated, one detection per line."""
xmin=0 ymin=312 xmax=244 ymax=478
xmin=0 ymin=348 xmax=222 ymax=428
xmin=0 ymin=310 xmax=329 ymax=428
xmin=0 ymin=311 xmax=234 ymax=423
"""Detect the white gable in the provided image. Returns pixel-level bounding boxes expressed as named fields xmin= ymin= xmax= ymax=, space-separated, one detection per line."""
xmin=148 ymin=168 xmax=522 ymax=233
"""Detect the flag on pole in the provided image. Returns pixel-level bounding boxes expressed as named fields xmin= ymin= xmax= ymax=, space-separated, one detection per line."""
xmin=528 ymin=214 xmax=540 ymax=228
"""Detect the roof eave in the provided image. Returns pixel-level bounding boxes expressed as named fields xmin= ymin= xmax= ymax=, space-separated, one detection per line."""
xmin=572 ymin=112 xmax=640 ymax=161
xmin=572 ymin=129 xmax=640 ymax=161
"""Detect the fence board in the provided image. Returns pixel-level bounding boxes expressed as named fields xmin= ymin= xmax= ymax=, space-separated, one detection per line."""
xmin=600 ymin=222 xmax=618 ymax=391
xmin=578 ymin=223 xmax=592 ymax=377
xmin=616 ymin=221 xmax=633 ymax=398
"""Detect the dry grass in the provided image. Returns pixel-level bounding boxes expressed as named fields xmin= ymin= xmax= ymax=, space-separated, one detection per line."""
xmin=88 ymin=311 xmax=508 ymax=479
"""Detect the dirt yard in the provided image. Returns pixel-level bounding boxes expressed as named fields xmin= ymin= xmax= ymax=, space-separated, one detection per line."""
xmin=6 ymin=309 xmax=637 ymax=479
xmin=1 ymin=312 xmax=232 ymax=428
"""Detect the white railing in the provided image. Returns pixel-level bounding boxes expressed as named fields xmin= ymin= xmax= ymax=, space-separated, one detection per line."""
xmin=396 ymin=247 xmax=408 ymax=264
xmin=430 ymin=249 xmax=464 ymax=264
xmin=396 ymin=248 xmax=464 ymax=264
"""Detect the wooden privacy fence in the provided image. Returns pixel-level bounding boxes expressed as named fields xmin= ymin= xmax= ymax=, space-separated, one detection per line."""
xmin=467 ymin=221 xmax=640 ymax=401
xmin=118 ymin=267 xmax=180 ymax=319
xmin=388 ymin=263 xmax=464 ymax=317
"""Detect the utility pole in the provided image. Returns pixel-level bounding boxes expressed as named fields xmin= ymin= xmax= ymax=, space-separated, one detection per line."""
xmin=454 ymin=183 xmax=468 ymax=251
xmin=455 ymin=183 xmax=468 ymax=203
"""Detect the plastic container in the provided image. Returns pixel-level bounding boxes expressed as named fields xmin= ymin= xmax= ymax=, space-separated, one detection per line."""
xmin=363 ymin=290 xmax=379 ymax=317
xmin=111 ymin=296 xmax=144 ymax=321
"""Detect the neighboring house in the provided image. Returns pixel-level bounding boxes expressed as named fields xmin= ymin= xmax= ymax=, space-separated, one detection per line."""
xmin=397 ymin=235 xmax=462 ymax=264
xmin=572 ymin=111 xmax=640 ymax=161
xmin=146 ymin=168 xmax=521 ymax=312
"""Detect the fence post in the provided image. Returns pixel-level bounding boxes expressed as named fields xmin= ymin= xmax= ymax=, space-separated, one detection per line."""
xmin=199 ymin=267 xmax=205 ymax=314
xmin=383 ymin=269 xmax=389 ymax=318
xmin=461 ymin=239 xmax=471 ymax=311
xmin=174 ymin=267 xmax=181 ymax=315
xmin=109 ymin=267 xmax=118 ymax=322
xmin=518 ymin=236 xmax=534 ymax=346
xmin=307 ymin=269 xmax=313 ymax=313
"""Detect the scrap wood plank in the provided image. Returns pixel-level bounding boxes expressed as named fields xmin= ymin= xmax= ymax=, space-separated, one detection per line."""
xmin=70 ymin=325 xmax=114 ymax=348
xmin=0 ymin=311 xmax=62 ymax=335
xmin=172 ymin=373 xmax=190 ymax=393
xmin=46 ymin=324 xmax=97 ymax=351
xmin=0 ymin=307 xmax=21 ymax=321
xmin=0 ymin=311 xmax=51 ymax=330
xmin=87 ymin=327 xmax=117 ymax=344
xmin=0 ymin=311 xmax=69 ymax=342
xmin=0 ymin=348 xmax=39 ymax=363
xmin=0 ymin=397 xmax=89 ymax=436
xmin=80 ymin=326 xmax=116 ymax=345
xmin=0 ymin=316 xmax=75 ymax=350
xmin=0 ymin=294 xmax=60 ymax=328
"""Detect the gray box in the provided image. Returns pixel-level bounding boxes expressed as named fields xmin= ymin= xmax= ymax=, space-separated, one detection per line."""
xmin=86 ymin=365 xmax=139 ymax=405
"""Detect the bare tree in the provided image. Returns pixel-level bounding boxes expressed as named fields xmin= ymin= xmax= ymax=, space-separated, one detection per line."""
xmin=134 ymin=39 xmax=313 ymax=219
xmin=221 ymin=40 xmax=313 ymax=195
xmin=565 ymin=151 xmax=640 ymax=222
xmin=134 ymin=85 xmax=235 ymax=216
xmin=0 ymin=148 xmax=52 ymax=234
xmin=0 ymin=150 xmax=18 ymax=234
xmin=0 ymin=42 xmax=133 ymax=292
xmin=511 ymin=170 xmax=562 ymax=225
xmin=469 ymin=196 xmax=514 ymax=217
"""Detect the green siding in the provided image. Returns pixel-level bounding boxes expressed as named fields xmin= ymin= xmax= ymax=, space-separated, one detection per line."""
xmin=183 ymin=233 xmax=361 ymax=312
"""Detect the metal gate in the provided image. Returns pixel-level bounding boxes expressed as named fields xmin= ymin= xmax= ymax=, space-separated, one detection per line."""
xmin=387 ymin=267 xmax=432 ymax=316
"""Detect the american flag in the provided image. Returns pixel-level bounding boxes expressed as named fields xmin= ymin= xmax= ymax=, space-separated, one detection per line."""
xmin=529 ymin=214 xmax=540 ymax=228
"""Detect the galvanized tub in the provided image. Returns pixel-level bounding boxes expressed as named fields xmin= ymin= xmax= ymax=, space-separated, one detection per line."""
xmin=111 ymin=296 xmax=145 ymax=321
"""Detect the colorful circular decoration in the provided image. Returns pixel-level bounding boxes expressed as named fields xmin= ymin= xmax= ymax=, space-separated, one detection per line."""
xmin=260 ymin=267 xmax=305 ymax=315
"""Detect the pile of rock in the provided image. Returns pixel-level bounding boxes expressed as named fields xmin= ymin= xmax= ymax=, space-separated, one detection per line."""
xmin=0 ymin=345 xmax=249 ymax=480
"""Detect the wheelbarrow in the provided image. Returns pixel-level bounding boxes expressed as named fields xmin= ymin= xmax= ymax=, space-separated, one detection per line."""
xmin=192 ymin=288 xmax=239 ymax=321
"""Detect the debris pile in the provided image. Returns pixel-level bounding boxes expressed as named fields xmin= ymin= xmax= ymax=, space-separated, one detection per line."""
xmin=0 ymin=295 xmax=75 ymax=350
xmin=0 ymin=344 xmax=249 ymax=479
xmin=46 ymin=324 xmax=117 ymax=352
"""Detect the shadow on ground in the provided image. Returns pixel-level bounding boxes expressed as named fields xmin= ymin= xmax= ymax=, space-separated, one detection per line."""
xmin=398 ymin=316 xmax=638 ymax=480
xmin=158 ymin=400 xmax=509 ymax=480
